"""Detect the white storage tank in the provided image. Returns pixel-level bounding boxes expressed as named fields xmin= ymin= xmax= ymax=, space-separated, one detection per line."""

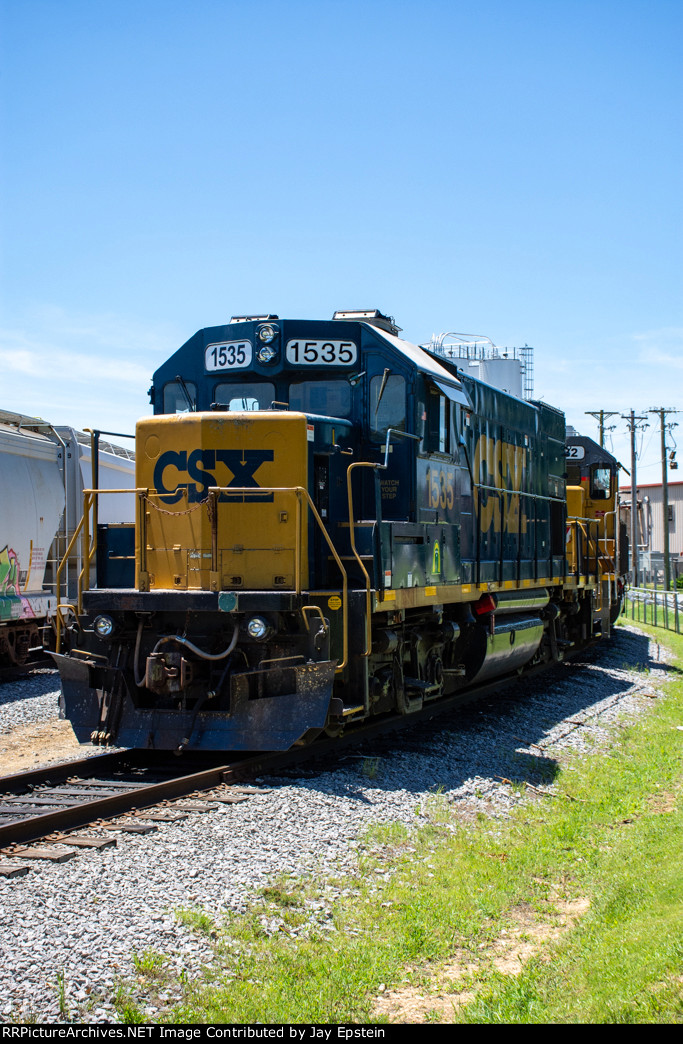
xmin=466 ymin=357 xmax=524 ymax=398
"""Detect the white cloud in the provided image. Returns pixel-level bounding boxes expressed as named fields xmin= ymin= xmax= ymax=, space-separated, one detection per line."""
xmin=0 ymin=306 xmax=181 ymax=435
xmin=0 ymin=347 xmax=36 ymax=375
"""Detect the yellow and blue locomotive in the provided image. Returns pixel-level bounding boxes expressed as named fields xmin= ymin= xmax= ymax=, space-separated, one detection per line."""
xmin=53 ymin=310 xmax=624 ymax=750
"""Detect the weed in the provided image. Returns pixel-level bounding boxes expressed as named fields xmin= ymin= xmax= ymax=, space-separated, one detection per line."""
xmin=113 ymin=986 xmax=145 ymax=1024
xmin=424 ymin=791 xmax=452 ymax=826
xmin=362 ymin=822 xmax=409 ymax=847
xmin=260 ymin=883 xmax=303 ymax=908
xmin=132 ymin=949 xmax=167 ymax=977
xmin=361 ymin=757 xmax=381 ymax=780
xmin=55 ymin=969 xmax=68 ymax=1020
xmin=174 ymin=906 xmax=217 ymax=935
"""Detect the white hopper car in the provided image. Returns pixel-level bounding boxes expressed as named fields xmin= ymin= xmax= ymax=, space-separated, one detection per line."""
xmin=0 ymin=410 xmax=135 ymax=666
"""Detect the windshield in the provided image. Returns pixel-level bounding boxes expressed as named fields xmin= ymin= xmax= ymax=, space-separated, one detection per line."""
xmin=214 ymin=382 xmax=276 ymax=411
xmin=289 ymin=380 xmax=352 ymax=417
xmin=163 ymin=380 xmax=197 ymax=413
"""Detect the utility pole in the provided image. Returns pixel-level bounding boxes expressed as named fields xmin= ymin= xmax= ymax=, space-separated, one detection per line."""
xmin=585 ymin=410 xmax=618 ymax=447
xmin=648 ymin=408 xmax=679 ymax=590
xmin=622 ymin=411 xmax=649 ymax=587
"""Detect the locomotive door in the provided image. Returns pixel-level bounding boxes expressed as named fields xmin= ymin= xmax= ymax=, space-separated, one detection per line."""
xmin=366 ymin=367 xmax=412 ymax=521
xmin=313 ymin=454 xmax=330 ymax=586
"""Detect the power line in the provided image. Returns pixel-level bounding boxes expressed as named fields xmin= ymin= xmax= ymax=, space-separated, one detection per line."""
xmin=585 ymin=410 xmax=618 ymax=447
xmin=647 ymin=408 xmax=679 ymax=590
xmin=621 ymin=411 xmax=649 ymax=586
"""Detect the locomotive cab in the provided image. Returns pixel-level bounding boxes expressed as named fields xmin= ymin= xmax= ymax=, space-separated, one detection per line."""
xmin=565 ymin=432 xmax=627 ymax=622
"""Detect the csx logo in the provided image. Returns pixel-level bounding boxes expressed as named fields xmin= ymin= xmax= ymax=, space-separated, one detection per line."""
xmin=473 ymin=435 xmax=528 ymax=534
xmin=153 ymin=449 xmax=274 ymax=504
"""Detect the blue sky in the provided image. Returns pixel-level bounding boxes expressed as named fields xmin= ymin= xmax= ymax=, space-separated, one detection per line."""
xmin=1 ymin=0 xmax=681 ymax=480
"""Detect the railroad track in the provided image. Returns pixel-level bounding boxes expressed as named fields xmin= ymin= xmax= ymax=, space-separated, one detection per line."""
xmin=0 ymin=649 xmax=601 ymax=876
xmin=0 ymin=653 xmax=53 ymax=685
xmin=0 ymin=749 xmax=269 ymax=851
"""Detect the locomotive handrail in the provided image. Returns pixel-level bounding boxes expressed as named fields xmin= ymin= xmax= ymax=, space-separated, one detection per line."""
xmin=566 ymin=516 xmax=603 ymax=590
xmin=53 ymin=487 xmax=148 ymax=650
xmin=54 ymin=603 xmax=79 ymax=650
xmin=54 ymin=495 xmax=91 ymax=651
xmin=345 ymin=430 xmax=421 ymax=658
xmin=473 ymin=482 xmax=565 ymax=502
xmin=381 ymin=427 xmax=421 ymax=468
xmin=346 ymin=462 xmax=379 ymax=658
xmin=565 ymin=506 xmax=619 ymax=621
xmin=471 ymin=483 xmax=565 ymax=586
xmin=69 ymin=485 xmax=349 ymax=671
xmin=80 ymin=488 xmax=147 ymax=616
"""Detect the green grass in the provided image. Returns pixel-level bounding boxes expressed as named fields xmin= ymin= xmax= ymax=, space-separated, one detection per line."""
xmin=113 ymin=623 xmax=683 ymax=1024
xmin=132 ymin=949 xmax=168 ymax=976
xmin=174 ymin=906 xmax=218 ymax=936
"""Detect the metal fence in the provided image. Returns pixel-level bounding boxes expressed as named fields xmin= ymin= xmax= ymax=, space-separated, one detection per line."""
xmin=623 ymin=585 xmax=683 ymax=634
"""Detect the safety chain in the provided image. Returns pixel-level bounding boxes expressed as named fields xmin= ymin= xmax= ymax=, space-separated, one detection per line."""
xmin=146 ymin=496 xmax=210 ymax=518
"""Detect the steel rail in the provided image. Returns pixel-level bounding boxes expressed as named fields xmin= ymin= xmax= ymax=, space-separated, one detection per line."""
xmin=0 ymin=752 xmax=258 ymax=848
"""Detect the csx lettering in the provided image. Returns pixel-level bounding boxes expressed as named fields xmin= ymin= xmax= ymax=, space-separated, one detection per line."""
xmin=473 ymin=435 xmax=528 ymax=534
xmin=153 ymin=449 xmax=274 ymax=504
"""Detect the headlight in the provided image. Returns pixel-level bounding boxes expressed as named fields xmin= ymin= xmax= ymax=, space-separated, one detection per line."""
xmin=257 ymin=324 xmax=277 ymax=344
xmin=93 ymin=614 xmax=116 ymax=639
xmin=256 ymin=344 xmax=278 ymax=364
xmin=247 ymin=616 xmax=271 ymax=640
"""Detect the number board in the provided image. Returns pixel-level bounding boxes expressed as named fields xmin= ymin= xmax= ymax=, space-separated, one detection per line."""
xmin=416 ymin=459 xmax=457 ymax=524
xmin=286 ymin=340 xmax=357 ymax=366
xmin=205 ymin=341 xmax=252 ymax=371
xmin=566 ymin=445 xmax=585 ymax=460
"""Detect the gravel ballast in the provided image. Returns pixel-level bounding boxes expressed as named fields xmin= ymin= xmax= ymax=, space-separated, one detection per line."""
xmin=0 ymin=625 xmax=671 ymax=1022
xmin=0 ymin=669 xmax=62 ymax=733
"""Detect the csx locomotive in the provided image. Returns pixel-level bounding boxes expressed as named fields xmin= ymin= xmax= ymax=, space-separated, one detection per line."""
xmin=52 ymin=310 xmax=624 ymax=751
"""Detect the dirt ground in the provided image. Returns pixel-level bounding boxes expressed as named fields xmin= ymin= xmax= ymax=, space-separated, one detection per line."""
xmin=0 ymin=718 xmax=88 ymax=776
xmin=373 ymin=895 xmax=590 ymax=1022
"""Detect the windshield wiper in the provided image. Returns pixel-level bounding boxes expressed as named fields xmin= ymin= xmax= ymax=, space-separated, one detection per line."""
xmin=175 ymin=375 xmax=196 ymax=412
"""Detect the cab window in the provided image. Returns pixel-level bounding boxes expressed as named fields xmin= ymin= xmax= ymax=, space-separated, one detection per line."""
xmin=289 ymin=380 xmax=351 ymax=417
xmin=423 ymin=389 xmax=451 ymax=454
xmin=370 ymin=374 xmax=405 ymax=442
xmin=163 ymin=381 xmax=197 ymax=414
xmin=590 ymin=466 xmax=612 ymax=499
xmin=214 ymin=382 xmax=276 ymax=411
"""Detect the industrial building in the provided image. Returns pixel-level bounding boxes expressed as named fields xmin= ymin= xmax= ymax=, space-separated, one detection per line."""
xmin=619 ymin=480 xmax=683 ymax=581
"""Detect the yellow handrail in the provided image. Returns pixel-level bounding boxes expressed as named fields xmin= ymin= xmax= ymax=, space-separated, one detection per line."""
xmin=54 ymin=496 xmax=90 ymax=651
xmin=56 ymin=484 xmax=349 ymax=672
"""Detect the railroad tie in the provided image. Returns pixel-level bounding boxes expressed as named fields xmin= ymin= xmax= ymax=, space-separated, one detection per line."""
xmin=102 ymin=822 xmax=158 ymax=834
xmin=0 ymin=862 xmax=30 ymax=878
xmin=51 ymin=835 xmax=117 ymax=849
xmin=10 ymin=846 xmax=77 ymax=863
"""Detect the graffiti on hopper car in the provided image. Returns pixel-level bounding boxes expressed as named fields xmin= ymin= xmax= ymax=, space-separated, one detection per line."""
xmin=0 ymin=546 xmax=20 ymax=597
